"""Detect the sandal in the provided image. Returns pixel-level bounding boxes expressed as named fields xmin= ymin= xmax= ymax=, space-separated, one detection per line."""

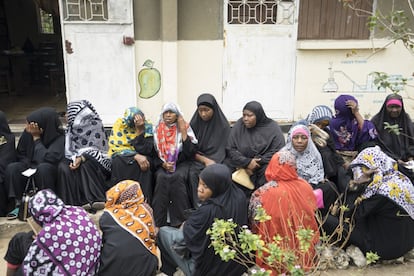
xmin=7 ymin=207 xmax=19 ymax=220
xmin=91 ymin=202 xmax=105 ymax=211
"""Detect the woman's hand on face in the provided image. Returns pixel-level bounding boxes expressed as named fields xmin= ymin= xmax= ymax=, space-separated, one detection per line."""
xmin=134 ymin=114 xmax=145 ymax=129
xmin=177 ymin=115 xmax=187 ymax=132
xmin=26 ymin=122 xmax=43 ymax=139
xmin=346 ymin=100 xmax=359 ymax=114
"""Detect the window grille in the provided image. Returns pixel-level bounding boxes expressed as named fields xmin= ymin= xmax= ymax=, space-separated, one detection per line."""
xmin=62 ymin=0 xmax=108 ymax=21
xmin=227 ymin=0 xmax=295 ymax=25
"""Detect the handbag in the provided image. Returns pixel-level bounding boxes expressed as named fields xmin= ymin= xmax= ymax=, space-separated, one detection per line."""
xmin=232 ymin=168 xmax=255 ymax=190
xmin=18 ymin=176 xmax=38 ymax=221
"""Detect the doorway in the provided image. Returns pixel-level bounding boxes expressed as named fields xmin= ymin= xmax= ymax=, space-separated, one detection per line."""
xmin=0 ymin=0 xmax=66 ymax=124
xmin=222 ymin=0 xmax=298 ymax=122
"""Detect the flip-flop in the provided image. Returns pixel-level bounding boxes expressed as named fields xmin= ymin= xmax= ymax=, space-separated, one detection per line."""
xmin=82 ymin=203 xmax=92 ymax=211
xmin=91 ymin=202 xmax=105 ymax=211
xmin=7 ymin=207 xmax=19 ymax=220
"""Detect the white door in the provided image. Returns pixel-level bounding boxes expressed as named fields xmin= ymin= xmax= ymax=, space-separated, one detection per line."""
xmin=223 ymin=0 xmax=298 ymax=121
xmin=59 ymin=0 xmax=136 ymax=125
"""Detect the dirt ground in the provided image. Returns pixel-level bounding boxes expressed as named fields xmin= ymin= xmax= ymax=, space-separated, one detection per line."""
xmin=1 ymin=218 xmax=413 ymax=275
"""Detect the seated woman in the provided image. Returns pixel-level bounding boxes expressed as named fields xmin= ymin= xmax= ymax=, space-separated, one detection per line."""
xmin=5 ymin=189 xmax=101 ymax=275
xmin=98 ymin=180 xmax=159 ymax=276
xmin=249 ymin=150 xmax=320 ymax=274
xmin=157 ymin=164 xmax=247 ymax=276
xmin=283 ymin=124 xmax=339 ymax=216
xmin=325 ymin=146 xmax=414 ymax=260
xmin=152 ymin=103 xmax=198 ymax=228
xmin=371 ymin=93 xmax=414 ymax=181
xmin=306 ymin=105 xmax=348 ymax=192
xmin=56 ymin=100 xmax=111 ymax=209
xmin=108 ymin=107 xmax=157 ymax=203
xmin=0 ymin=111 xmax=16 ymax=216
xmin=226 ymin=101 xmax=285 ymax=192
xmin=4 ymin=107 xmax=65 ymax=219
xmin=330 ymin=94 xmax=377 ymax=164
xmin=188 ymin=93 xmax=230 ymax=207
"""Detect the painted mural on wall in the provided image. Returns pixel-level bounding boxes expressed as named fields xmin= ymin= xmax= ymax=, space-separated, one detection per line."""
xmin=322 ymin=62 xmax=410 ymax=94
xmin=138 ymin=59 xmax=161 ymax=99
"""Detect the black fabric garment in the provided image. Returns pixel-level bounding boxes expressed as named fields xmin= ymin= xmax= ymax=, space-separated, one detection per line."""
xmin=98 ymin=212 xmax=158 ymax=276
xmin=56 ymin=159 xmax=110 ymax=206
xmin=317 ymin=128 xmax=345 ymax=180
xmin=187 ymin=93 xmax=231 ymax=207
xmin=153 ymin=162 xmax=191 ymax=227
xmin=190 ymin=93 xmax=230 ymax=163
xmin=4 ymin=108 xmax=64 ymax=201
xmin=325 ymin=195 xmax=414 ymax=260
xmin=371 ymin=93 xmax=414 ymax=161
xmin=153 ymin=138 xmax=196 ymax=227
xmin=4 ymin=231 xmax=34 ymax=275
xmin=110 ymin=133 xmax=159 ymax=203
xmin=183 ymin=164 xmax=248 ymax=276
xmin=0 ymin=111 xmax=16 ymax=215
xmin=226 ymin=101 xmax=285 ymax=189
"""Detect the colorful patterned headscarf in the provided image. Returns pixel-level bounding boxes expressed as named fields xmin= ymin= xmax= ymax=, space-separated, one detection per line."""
xmin=108 ymin=107 xmax=153 ymax=157
xmin=23 ymin=189 xmax=101 ymax=275
xmin=104 ymin=180 xmax=158 ymax=256
xmin=351 ymin=146 xmax=414 ymax=219
xmin=153 ymin=103 xmax=197 ymax=162
xmin=65 ymin=100 xmax=111 ymax=171
xmin=283 ymin=124 xmax=325 ymax=185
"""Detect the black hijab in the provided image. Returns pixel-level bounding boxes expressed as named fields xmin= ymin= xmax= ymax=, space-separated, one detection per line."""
xmin=26 ymin=107 xmax=64 ymax=147
xmin=371 ymin=93 xmax=414 ymax=160
xmin=183 ymin=164 xmax=247 ymax=276
xmin=227 ymin=101 xmax=285 ymax=166
xmin=190 ymin=93 xmax=230 ymax=163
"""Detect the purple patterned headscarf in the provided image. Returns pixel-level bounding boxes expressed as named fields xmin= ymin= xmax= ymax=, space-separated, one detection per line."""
xmin=329 ymin=94 xmax=360 ymax=150
xmin=23 ymin=189 xmax=101 ymax=275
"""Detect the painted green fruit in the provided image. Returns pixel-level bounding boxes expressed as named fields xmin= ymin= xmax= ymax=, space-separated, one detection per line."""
xmin=138 ymin=59 xmax=161 ymax=99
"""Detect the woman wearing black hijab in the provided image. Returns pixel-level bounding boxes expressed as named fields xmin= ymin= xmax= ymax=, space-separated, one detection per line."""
xmin=157 ymin=164 xmax=247 ymax=276
xmin=0 ymin=111 xmax=16 ymax=216
xmin=188 ymin=93 xmax=231 ymax=207
xmin=4 ymin=107 xmax=65 ymax=219
xmin=371 ymin=93 xmax=414 ymax=181
xmin=225 ymin=101 xmax=285 ymax=192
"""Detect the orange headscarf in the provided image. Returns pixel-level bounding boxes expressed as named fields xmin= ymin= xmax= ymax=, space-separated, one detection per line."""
xmin=104 ymin=180 xmax=158 ymax=256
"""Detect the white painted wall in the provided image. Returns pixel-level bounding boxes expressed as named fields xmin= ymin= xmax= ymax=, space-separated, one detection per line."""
xmin=133 ymin=39 xmax=414 ymax=125
xmin=295 ymin=40 xmax=414 ymax=120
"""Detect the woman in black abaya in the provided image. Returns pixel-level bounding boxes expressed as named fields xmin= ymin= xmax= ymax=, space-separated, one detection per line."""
xmin=0 ymin=111 xmax=16 ymax=216
xmin=157 ymin=164 xmax=247 ymax=276
xmin=187 ymin=93 xmax=230 ymax=207
xmin=225 ymin=101 xmax=285 ymax=192
xmin=5 ymin=107 xmax=65 ymax=219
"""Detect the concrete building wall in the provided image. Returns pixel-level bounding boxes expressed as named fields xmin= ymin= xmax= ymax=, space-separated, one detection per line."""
xmin=132 ymin=0 xmax=414 ymax=123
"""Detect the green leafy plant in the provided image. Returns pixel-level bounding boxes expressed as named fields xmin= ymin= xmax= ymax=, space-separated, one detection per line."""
xmin=366 ymin=251 xmax=380 ymax=265
xmin=341 ymin=0 xmax=414 ymax=54
xmin=207 ymin=207 xmax=317 ymax=275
